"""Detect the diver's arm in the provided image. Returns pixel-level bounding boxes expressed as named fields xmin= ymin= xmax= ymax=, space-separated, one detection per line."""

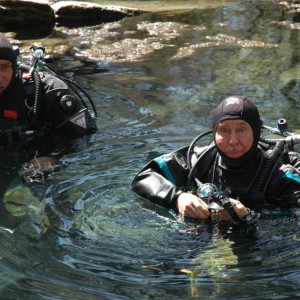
xmin=132 ymin=148 xmax=190 ymax=208
xmin=131 ymin=164 xmax=183 ymax=209
xmin=132 ymin=162 xmax=253 ymax=222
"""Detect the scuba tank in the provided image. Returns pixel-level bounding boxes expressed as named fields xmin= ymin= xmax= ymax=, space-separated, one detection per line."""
xmin=18 ymin=44 xmax=98 ymax=137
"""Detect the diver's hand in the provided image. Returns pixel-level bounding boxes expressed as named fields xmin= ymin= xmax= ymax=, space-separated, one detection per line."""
xmin=215 ymin=198 xmax=249 ymax=220
xmin=176 ymin=192 xmax=210 ymax=219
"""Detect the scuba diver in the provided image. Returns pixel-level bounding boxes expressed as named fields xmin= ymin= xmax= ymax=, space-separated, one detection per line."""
xmin=0 ymin=34 xmax=98 ymax=207
xmin=0 ymin=34 xmax=97 ymax=142
xmin=131 ymin=96 xmax=300 ymax=225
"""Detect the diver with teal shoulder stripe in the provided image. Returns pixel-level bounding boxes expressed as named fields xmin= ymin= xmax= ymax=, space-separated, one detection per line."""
xmin=131 ymin=96 xmax=300 ymax=225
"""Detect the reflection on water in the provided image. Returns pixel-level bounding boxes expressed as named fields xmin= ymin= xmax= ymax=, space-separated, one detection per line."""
xmin=1 ymin=0 xmax=300 ymax=299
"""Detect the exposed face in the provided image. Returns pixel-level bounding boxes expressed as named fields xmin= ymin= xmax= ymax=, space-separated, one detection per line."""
xmin=0 ymin=59 xmax=13 ymax=94
xmin=215 ymin=119 xmax=253 ymax=158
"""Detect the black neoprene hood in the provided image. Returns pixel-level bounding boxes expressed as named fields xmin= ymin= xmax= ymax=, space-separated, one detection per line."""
xmin=0 ymin=35 xmax=17 ymax=75
xmin=212 ymin=96 xmax=261 ymax=143
xmin=212 ymin=96 xmax=262 ymax=168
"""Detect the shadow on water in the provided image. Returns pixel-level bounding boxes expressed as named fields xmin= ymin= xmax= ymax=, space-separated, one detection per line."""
xmin=0 ymin=0 xmax=299 ymax=299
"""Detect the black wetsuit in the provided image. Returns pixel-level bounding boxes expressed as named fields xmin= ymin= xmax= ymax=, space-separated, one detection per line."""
xmin=131 ymin=145 xmax=300 ymax=211
xmin=0 ymin=69 xmax=97 ymax=141
xmin=0 ymin=67 xmax=98 ymax=206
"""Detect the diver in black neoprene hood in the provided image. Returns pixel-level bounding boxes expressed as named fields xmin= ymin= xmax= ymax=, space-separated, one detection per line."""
xmin=0 ymin=34 xmax=97 ymax=144
xmin=132 ymin=96 xmax=300 ymax=225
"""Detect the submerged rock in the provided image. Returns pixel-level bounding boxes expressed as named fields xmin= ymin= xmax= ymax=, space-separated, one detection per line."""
xmin=52 ymin=1 xmax=142 ymax=27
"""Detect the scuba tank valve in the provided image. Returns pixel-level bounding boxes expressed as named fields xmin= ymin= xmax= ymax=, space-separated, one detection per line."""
xmin=29 ymin=46 xmax=45 ymax=75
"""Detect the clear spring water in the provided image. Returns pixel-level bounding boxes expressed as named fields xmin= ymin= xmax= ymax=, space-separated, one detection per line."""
xmin=0 ymin=0 xmax=299 ymax=299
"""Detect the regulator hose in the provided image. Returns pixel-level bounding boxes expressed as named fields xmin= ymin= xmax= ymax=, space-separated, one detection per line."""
xmin=259 ymin=137 xmax=277 ymax=146
xmin=187 ymin=130 xmax=212 ymax=170
xmin=63 ymin=77 xmax=98 ymax=118
xmin=31 ymin=69 xmax=44 ymax=124
xmin=42 ymin=63 xmax=98 ymax=118
xmin=19 ymin=64 xmax=44 ymax=126
xmin=185 ymin=130 xmax=214 ymax=190
xmin=252 ymin=140 xmax=285 ymax=195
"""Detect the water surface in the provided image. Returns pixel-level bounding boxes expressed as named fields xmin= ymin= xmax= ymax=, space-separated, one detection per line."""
xmin=1 ymin=0 xmax=299 ymax=299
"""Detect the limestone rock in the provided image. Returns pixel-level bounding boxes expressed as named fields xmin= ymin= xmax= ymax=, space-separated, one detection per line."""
xmin=0 ymin=0 xmax=55 ymax=36
xmin=51 ymin=1 xmax=142 ymax=27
